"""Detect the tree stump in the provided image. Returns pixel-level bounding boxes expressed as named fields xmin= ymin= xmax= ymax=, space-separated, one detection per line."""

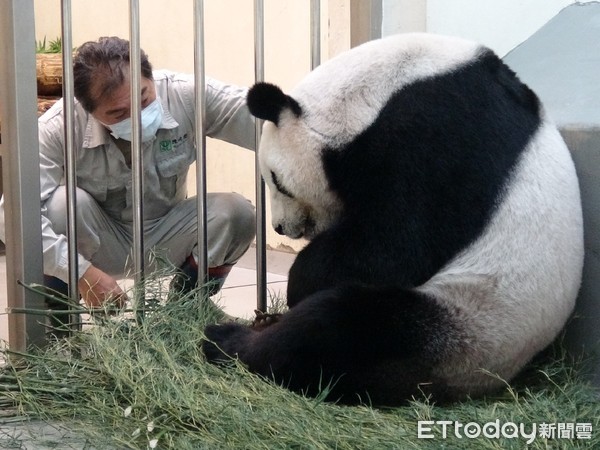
xmin=36 ymin=53 xmax=63 ymax=96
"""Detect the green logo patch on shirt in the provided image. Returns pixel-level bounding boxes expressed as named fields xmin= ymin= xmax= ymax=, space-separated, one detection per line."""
xmin=159 ymin=140 xmax=173 ymax=152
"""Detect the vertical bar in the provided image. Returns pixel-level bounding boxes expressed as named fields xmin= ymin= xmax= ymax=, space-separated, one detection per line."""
xmin=254 ymin=0 xmax=267 ymax=312
xmin=310 ymin=0 xmax=321 ymax=70
xmin=129 ymin=0 xmax=145 ymax=311
xmin=0 ymin=0 xmax=45 ymax=349
xmin=60 ymin=0 xmax=79 ymax=331
xmin=194 ymin=0 xmax=208 ymax=289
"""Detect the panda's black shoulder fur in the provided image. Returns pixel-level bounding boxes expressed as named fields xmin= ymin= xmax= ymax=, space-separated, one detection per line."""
xmin=287 ymin=49 xmax=542 ymax=304
xmin=478 ymin=49 xmax=540 ymax=115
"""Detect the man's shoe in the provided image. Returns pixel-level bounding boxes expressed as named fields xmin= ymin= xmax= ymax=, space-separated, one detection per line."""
xmin=169 ymin=256 xmax=199 ymax=297
xmin=43 ymin=275 xmax=77 ymax=339
xmin=169 ymin=255 xmax=233 ymax=298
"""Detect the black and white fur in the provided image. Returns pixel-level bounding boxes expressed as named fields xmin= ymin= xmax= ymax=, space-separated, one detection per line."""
xmin=203 ymin=33 xmax=584 ymax=406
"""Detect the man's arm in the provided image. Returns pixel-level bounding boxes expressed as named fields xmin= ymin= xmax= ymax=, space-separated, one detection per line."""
xmin=38 ymin=103 xmax=128 ymax=307
xmin=163 ymin=71 xmax=256 ymax=151
xmin=38 ymin=101 xmax=93 ymax=282
xmin=204 ymin=78 xmax=256 ymax=150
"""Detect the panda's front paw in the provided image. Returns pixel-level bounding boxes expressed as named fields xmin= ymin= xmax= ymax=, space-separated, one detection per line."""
xmin=203 ymin=323 xmax=253 ymax=363
xmin=251 ymin=310 xmax=283 ymax=331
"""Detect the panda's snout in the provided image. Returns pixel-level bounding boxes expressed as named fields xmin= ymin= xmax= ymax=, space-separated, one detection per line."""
xmin=274 ymin=223 xmax=305 ymax=239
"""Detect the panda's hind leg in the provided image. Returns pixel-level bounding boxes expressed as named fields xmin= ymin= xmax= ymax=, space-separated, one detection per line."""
xmin=202 ymin=284 xmax=456 ymax=405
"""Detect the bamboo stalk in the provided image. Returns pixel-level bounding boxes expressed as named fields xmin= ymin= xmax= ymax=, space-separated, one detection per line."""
xmin=0 ymin=383 xmax=75 ymax=394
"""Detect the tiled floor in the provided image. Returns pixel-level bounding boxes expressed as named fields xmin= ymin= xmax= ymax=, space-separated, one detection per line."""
xmin=0 ymin=246 xmax=296 ymax=344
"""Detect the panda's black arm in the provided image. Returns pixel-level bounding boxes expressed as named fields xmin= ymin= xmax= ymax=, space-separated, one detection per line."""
xmin=285 ymin=218 xmax=435 ymax=307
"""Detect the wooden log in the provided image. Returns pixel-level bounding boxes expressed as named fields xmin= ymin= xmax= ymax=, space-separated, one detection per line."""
xmin=37 ymin=96 xmax=60 ymax=116
xmin=36 ymin=53 xmax=63 ymax=96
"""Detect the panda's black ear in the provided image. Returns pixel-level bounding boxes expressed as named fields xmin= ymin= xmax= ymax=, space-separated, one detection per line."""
xmin=247 ymin=82 xmax=302 ymax=126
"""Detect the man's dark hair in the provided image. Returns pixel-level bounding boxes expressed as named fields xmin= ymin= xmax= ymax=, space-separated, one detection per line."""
xmin=73 ymin=36 xmax=153 ymax=113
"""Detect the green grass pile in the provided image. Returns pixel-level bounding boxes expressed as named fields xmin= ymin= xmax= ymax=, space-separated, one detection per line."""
xmin=1 ymin=277 xmax=599 ymax=449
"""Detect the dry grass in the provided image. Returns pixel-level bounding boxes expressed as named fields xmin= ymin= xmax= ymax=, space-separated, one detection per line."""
xmin=1 ymin=273 xmax=599 ymax=449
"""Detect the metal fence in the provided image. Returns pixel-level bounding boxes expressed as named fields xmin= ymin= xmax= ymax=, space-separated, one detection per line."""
xmin=0 ymin=0 xmax=321 ymax=350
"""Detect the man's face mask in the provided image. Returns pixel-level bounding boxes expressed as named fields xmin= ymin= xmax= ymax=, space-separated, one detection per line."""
xmin=103 ymin=98 xmax=164 ymax=142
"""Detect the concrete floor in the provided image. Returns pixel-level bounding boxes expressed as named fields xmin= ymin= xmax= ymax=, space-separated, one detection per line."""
xmin=0 ymin=246 xmax=296 ymax=344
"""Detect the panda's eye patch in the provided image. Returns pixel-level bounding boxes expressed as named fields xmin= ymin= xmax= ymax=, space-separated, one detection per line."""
xmin=271 ymin=171 xmax=295 ymax=199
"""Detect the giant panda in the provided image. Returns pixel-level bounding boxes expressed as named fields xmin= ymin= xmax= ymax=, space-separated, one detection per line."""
xmin=203 ymin=33 xmax=584 ymax=406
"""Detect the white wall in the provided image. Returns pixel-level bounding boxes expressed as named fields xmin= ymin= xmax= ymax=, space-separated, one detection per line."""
xmin=383 ymin=0 xmax=596 ymax=56
xmin=382 ymin=0 xmax=427 ymax=35
xmin=34 ymin=0 xmax=354 ymax=253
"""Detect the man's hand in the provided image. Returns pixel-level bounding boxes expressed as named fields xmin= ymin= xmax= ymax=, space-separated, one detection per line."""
xmin=79 ymin=264 xmax=128 ymax=308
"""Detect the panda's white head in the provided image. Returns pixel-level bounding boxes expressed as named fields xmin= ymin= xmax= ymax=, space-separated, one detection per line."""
xmin=247 ymin=33 xmax=481 ymax=239
xmin=246 ymin=82 xmax=342 ymax=239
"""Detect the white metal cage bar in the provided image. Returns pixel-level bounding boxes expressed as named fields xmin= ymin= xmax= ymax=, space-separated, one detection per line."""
xmin=254 ymin=0 xmax=268 ymax=312
xmin=129 ymin=0 xmax=146 ymax=314
xmin=0 ymin=0 xmax=45 ymax=350
xmin=60 ymin=0 xmax=78 ymax=294
xmin=194 ymin=0 xmax=209 ymax=292
xmin=311 ymin=0 xmax=321 ymax=70
xmin=60 ymin=0 xmax=80 ymax=331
